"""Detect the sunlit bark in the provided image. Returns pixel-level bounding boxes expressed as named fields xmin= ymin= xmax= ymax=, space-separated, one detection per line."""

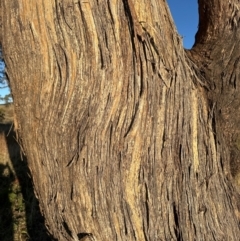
xmin=1 ymin=0 xmax=240 ymax=240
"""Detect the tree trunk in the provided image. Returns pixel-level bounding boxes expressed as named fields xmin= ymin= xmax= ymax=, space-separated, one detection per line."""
xmin=1 ymin=0 xmax=240 ymax=240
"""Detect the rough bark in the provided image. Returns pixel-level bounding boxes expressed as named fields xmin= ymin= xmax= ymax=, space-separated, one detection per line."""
xmin=1 ymin=0 xmax=240 ymax=240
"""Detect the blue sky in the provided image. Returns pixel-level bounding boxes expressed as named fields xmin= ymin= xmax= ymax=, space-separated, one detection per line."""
xmin=0 ymin=2 xmax=198 ymax=102
xmin=0 ymin=61 xmax=9 ymax=104
xmin=167 ymin=0 xmax=198 ymax=49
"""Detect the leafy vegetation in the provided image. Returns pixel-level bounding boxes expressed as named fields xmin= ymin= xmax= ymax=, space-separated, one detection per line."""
xmin=0 ymin=49 xmax=7 ymax=87
xmin=0 ymin=48 xmax=12 ymax=104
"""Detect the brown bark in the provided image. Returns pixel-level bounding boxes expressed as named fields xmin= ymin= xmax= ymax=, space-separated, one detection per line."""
xmin=1 ymin=0 xmax=240 ymax=240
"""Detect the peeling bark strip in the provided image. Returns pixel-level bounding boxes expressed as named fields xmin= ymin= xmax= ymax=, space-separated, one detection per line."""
xmin=191 ymin=89 xmax=199 ymax=173
xmin=124 ymin=0 xmax=147 ymax=41
xmin=2 ymin=0 xmax=240 ymax=240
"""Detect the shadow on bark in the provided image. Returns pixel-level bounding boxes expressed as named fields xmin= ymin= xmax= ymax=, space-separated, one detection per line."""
xmin=0 ymin=123 xmax=53 ymax=241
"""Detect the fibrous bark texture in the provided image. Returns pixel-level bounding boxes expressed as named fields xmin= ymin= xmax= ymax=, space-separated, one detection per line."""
xmin=1 ymin=0 xmax=240 ymax=240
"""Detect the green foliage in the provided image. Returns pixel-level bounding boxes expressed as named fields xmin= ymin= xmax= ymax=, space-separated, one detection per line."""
xmin=0 ymin=48 xmax=7 ymax=87
xmin=0 ymin=93 xmax=12 ymax=104
xmin=0 ymin=48 xmax=11 ymax=104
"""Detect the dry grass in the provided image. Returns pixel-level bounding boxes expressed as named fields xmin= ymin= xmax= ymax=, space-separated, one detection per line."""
xmin=0 ymin=103 xmax=14 ymax=124
xmin=0 ymin=104 xmax=53 ymax=241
